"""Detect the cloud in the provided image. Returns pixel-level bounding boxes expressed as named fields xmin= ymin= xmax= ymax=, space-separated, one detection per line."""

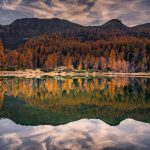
xmin=0 ymin=0 xmax=22 ymax=10
xmin=0 ymin=0 xmax=150 ymax=26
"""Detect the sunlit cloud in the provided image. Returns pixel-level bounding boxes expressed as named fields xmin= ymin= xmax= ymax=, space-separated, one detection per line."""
xmin=0 ymin=0 xmax=150 ymax=26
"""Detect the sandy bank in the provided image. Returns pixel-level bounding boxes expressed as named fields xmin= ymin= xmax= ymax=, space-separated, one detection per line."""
xmin=0 ymin=69 xmax=150 ymax=78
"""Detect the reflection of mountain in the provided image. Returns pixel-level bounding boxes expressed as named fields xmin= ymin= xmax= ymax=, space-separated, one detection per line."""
xmin=0 ymin=77 xmax=150 ymax=125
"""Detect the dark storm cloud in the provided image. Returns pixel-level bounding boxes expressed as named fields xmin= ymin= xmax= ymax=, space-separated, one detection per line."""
xmin=0 ymin=0 xmax=150 ymax=26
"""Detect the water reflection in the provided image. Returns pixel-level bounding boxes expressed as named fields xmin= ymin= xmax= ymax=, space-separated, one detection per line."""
xmin=0 ymin=118 xmax=150 ymax=150
xmin=0 ymin=77 xmax=150 ymax=125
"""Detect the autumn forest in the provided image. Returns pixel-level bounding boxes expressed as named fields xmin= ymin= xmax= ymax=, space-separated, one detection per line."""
xmin=0 ymin=18 xmax=150 ymax=72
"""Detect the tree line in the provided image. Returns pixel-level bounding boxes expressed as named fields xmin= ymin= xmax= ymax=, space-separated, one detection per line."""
xmin=0 ymin=34 xmax=150 ymax=72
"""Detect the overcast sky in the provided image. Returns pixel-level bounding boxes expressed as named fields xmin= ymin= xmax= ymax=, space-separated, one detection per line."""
xmin=0 ymin=0 xmax=150 ymax=26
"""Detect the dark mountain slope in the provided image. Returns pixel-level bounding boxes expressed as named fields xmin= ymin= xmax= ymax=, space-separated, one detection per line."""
xmin=100 ymin=19 xmax=128 ymax=30
xmin=132 ymin=23 xmax=150 ymax=32
xmin=0 ymin=18 xmax=83 ymax=49
xmin=9 ymin=18 xmax=82 ymax=35
xmin=0 ymin=18 xmax=150 ymax=50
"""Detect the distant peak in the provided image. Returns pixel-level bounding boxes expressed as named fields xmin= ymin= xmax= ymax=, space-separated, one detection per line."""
xmin=104 ymin=19 xmax=124 ymax=26
xmin=101 ymin=19 xmax=127 ymax=29
xmin=108 ymin=19 xmax=122 ymax=23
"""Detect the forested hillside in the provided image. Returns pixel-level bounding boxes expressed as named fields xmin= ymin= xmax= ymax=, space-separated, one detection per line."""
xmin=0 ymin=18 xmax=150 ymax=72
xmin=0 ymin=18 xmax=150 ymax=49
xmin=0 ymin=34 xmax=150 ymax=72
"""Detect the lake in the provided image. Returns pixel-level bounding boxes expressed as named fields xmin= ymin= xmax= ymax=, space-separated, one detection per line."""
xmin=0 ymin=76 xmax=150 ymax=149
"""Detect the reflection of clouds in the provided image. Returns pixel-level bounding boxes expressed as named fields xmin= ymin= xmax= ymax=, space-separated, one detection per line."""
xmin=0 ymin=119 xmax=150 ymax=150
xmin=0 ymin=0 xmax=150 ymax=26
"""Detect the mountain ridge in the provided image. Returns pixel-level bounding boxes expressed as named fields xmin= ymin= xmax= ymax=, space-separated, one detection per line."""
xmin=0 ymin=18 xmax=150 ymax=49
xmin=1 ymin=18 xmax=150 ymax=28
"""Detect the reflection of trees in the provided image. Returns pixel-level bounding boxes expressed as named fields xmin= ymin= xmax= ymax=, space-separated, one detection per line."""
xmin=0 ymin=77 xmax=150 ymax=111
xmin=0 ymin=80 xmax=7 ymax=109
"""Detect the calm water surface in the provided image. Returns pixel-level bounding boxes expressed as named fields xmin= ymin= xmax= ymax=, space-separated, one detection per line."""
xmin=0 ymin=76 xmax=150 ymax=126
xmin=0 ymin=76 xmax=150 ymax=150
